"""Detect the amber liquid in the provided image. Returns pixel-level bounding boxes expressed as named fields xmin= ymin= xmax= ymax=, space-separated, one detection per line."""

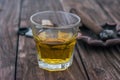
xmin=34 ymin=31 xmax=76 ymax=64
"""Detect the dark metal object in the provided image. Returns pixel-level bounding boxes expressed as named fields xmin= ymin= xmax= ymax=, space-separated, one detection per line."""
xmin=18 ymin=27 xmax=33 ymax=37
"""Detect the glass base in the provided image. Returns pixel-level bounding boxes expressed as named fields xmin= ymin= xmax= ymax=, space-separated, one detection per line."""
xmin=37 ymin=58 xmax=73 ymax=71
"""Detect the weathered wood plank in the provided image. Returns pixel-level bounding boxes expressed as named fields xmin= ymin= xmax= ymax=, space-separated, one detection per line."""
xmin=60 ymin=0 xmax=120 ymax=80
xmin=0 ymin=0 xmax=21 ymax=80
xmin=60 ymin=0 xmax=114 ymax=24
xmin=95 ymin=0 xmax=120 ymax=23
xmin=16 ymin=0 xmax=87 ymax=80
xmin=77 ymin=42 xmax=120 ymax=80
xmin=86 ymin=0 xmax=120 ymax=78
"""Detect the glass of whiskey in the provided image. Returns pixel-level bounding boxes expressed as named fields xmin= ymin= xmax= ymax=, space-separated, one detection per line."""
xmin=30 ymin=11 xmax=80 ymax=71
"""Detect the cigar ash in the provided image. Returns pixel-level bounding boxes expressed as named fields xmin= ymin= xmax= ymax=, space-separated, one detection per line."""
xmin=99 ymin=29 xmax=115 ymax=41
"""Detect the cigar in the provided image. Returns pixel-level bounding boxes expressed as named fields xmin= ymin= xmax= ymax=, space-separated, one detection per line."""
xmin=70 ymin=8 xmax=103 ymax=35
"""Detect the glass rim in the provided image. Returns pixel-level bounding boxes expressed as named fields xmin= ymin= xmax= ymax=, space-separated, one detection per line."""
xmin=30 ymin=11 xmax=81 ymax=29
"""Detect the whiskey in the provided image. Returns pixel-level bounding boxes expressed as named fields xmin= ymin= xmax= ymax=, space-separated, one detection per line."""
xmin=34 ymin=31 xmax=76 ymax=64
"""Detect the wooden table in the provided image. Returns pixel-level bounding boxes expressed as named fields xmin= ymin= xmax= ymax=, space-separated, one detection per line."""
xmin=0 ymin=0 xmax=120 ymax=80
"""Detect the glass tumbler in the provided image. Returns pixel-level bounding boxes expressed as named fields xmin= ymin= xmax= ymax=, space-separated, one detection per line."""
xmin=30 ymin=11 xmax=80 ymax=71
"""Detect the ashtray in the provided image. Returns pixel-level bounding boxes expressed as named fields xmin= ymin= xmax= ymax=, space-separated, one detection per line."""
xmin=77 ymin=23 xmax=120 ymax=46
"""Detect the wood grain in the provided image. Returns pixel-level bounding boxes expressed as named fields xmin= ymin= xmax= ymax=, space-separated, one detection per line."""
xmin=77 ymin=42 xmax=120 ymax=80
xmin=0 ymin=0 xmax=21 ymax=80
xmin=16 ymin=0 xmax=87 ymax=80
xmin=60 ymin=0 xmax=114 ymax=24
xmin=61 ymin=0 xmax=120 ymax=80
xmin=94 ymin=0 xmax=120 ymax=23
xmin=0 ymin=0 xmax=120 ymax=80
